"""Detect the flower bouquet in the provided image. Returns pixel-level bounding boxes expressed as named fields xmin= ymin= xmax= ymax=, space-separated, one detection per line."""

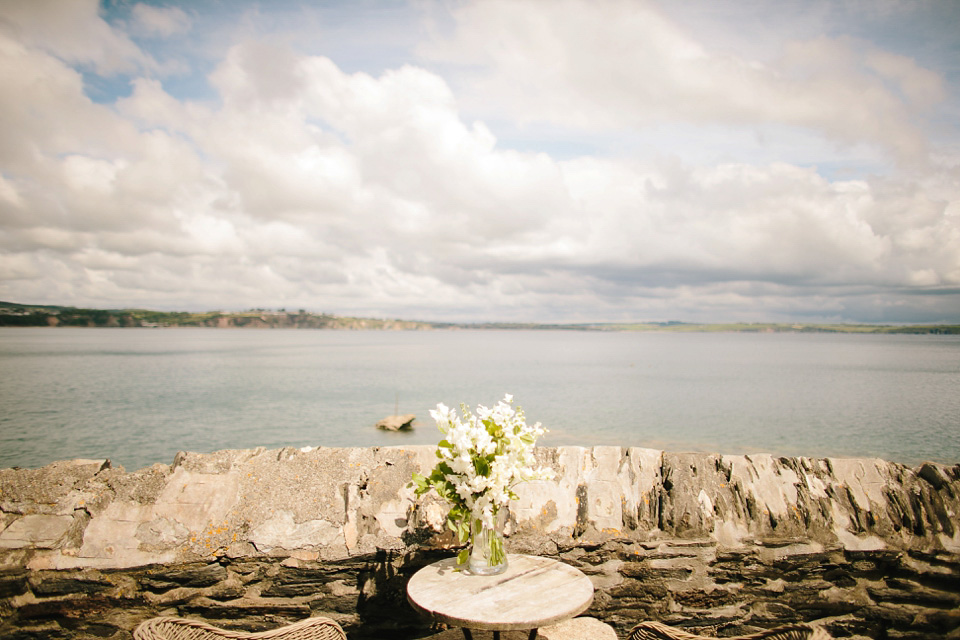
xmin=411 ymin=394 xmax=553 ymax=575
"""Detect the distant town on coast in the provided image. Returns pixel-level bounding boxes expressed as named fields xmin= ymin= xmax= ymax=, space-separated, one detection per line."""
xmin=1 ymin=300 xmax=958 ymax=334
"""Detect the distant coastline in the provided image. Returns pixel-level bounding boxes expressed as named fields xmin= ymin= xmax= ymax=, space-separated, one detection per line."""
xmin=1 ymin=300 xmax=958 ymax=334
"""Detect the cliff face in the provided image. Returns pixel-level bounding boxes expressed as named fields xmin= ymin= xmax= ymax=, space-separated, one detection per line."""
xmin=1 ymin=447 xmax=958 ymax=639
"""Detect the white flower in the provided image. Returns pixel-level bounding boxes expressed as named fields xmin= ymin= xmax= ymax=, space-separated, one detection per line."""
xmin=449 ymin=454 xmax=472 ymax=475
xmin=414 ymin=393 xmax=554 ymax=554
xmin=429 ymin=403 xmax=456 ymax=434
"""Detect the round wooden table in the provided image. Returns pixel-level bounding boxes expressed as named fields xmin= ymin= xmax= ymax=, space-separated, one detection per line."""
xmin=406 ymin=554 xmax=595 ymax=640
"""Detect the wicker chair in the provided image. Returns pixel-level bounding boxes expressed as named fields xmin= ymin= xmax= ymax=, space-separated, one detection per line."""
xmin=629 ymin=621 xmax=831 ymax=640
xmin=132 ymin=616 xmax=347 ymax=640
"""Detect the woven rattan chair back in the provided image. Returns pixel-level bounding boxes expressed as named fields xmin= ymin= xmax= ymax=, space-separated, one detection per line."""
xmin=629 ymin=621 xmax=830 ymax=640
xmin=132 ymin=616 xmax=347 ymax=640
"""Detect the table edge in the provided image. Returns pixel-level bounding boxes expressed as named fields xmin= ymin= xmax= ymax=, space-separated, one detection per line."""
xmin=407 ymin=590 xmax=594 ymax=631
xmin=406 ymin=554 xmax=595 ymax=632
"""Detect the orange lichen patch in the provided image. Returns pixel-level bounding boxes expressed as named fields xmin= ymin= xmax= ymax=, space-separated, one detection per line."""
xmin=188 ymin=520 xmax=235 ymax=557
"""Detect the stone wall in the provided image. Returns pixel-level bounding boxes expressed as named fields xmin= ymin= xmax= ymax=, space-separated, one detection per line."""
xmin=1 ymin=446 xmax=958 ymax=639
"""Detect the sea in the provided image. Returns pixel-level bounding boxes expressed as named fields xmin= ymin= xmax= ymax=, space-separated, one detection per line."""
xmin=1 ymin=327 xmax=958 ymax=472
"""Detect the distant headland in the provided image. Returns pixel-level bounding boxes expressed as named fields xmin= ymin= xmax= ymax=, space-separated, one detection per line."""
xmin=1 ymin=300 xmax=957 ymax=333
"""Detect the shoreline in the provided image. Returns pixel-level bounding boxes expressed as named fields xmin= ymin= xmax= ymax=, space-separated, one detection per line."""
xmin=2 ymin=302 xmax=959 ymax=333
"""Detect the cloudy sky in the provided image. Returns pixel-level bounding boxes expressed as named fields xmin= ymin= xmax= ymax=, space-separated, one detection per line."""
xmin=1 ymin=0 xmax=959 ymax=324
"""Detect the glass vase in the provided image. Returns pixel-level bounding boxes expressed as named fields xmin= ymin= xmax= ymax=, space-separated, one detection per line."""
xmin=468 ymin=509 xmax=508 ymax=575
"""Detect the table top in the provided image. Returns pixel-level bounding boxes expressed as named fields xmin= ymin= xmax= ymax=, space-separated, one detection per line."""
xmin=406 ymin=554 xmax=595 ymax=631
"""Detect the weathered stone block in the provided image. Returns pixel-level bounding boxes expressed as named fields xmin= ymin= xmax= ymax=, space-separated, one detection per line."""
xmin=0 ymin=515 xmax=73 ymax=549
xmin=250 ymin=512 xmax=344 ymax=552
xmin=139 ymin=562 xmax=227 ymax=591
xmin=178 ymin=599 xmax=312 ymax=620
xmin=154 ymin=466 xmax=241 ymax=534
xmin=620 ymin=561 xmax=694 ymax=581
xmin=673 ymin=587 xmax=745 ymax=608
xmin=0 ymin=569 xmax=28 ymax=598
xmin=0 ymin=459 xmax=109 ymax=512
xmin=539 ymin=616 xmax=618 ymax=640
xmin=28 ymin=572 xmax=113 ymax=597
xmin=260 ymin=566 xmax=330 ymax=598
xmin=868 ymin=579 xmax=960 ymax=607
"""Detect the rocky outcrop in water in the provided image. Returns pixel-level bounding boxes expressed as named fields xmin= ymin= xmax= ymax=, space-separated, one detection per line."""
xmin=375 ymin=415 xmax=416 ymax=431
xmin=1 ymin=446 xmax=958 ymax=638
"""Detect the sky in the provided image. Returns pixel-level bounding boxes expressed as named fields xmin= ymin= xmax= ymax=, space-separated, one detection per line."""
xmin=1 ymin=0 xmax=959 ymax=324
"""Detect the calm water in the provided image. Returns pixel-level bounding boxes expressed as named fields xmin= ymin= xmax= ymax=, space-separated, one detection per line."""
xmin=1 ymin=327 xmax=958 ymax=471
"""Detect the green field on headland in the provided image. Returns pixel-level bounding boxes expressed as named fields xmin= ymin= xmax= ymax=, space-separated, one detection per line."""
xmin=0 ymin=301 xmax=439 ymax=330
xmin=1 ymin=300 xmax=957 ymax=334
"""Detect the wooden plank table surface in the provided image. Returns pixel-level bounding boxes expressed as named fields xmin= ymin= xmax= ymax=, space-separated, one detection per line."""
xmin=406 ymin=554 xmax=595 ymax=639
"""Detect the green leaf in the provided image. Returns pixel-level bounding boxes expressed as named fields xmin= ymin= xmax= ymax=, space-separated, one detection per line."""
xmin=410 ymin=473 xmax=429 ymax=495
xmin=473 ymin=456 xmax=490 ymax=477
xmin=457 ymin=548 xmax=469 ymax=567
xmin=446 ymin=513 xmax=459 ymax=534
xmin=435 ymin=482 xmax=454 ymax=502
xmin=484 ymin=418 xmax=503 ymax=439
xmin=438 ymin=439 xmax=453 ymax=449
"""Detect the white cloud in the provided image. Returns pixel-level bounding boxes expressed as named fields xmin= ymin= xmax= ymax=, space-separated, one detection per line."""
xmin=129 ymin=4 xmax=191 ymax=38
xmin=0 ymin=0 xmax=150 ymax=75
xmin=0 ymin=32 xmax=132 ymax=173
xmin=424 ymin=0 xmax=944 ymax=164
xmin=0 ymin=0 xmax=957 ymax=323
xmin=865 ymin=48 xmax=944 ymax=109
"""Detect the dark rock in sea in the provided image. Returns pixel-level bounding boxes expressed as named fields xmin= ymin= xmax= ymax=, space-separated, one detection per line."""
xmin=375 ymin=414 xmax=416 ymax=431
